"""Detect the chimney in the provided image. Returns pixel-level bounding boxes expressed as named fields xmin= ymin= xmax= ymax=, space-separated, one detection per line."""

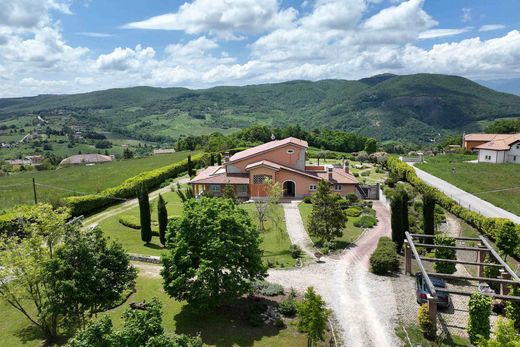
xmin=327 ymin=166 xmax=333 ymax=181
xmin=224 ymin=151 xmax=230 ymax=163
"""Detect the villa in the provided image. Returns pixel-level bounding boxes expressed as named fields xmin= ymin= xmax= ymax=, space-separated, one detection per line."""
xmin=463 ymin=133 xmax=520 ymax=164
xmin=189 ymin=137 xmax=358 ymax=199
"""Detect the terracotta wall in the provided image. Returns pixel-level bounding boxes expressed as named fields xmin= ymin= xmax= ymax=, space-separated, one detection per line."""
xmin=464 ymin=140 xmax=487 ymax=150
xmin=275 ymin=169 xmax=320 ymax=198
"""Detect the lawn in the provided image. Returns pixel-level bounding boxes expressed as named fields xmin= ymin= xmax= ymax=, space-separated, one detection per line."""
xmin=96 ymin=197 xmax=295 ymax=267
xmin=298 ymin=202 xmax=363 ymax=249
xmin=0 ymin=151 xmax=193 ymax=211
xmin=416 ymin=154 xmax=520 ymax=216
xmin=0 ymin=271 xmax=317 ymax=347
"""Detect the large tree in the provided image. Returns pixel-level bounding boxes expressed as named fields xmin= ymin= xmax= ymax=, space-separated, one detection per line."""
xmin=137 ymin=182 xmax=152 ymax=244
xmin=297 ymin=287 xmax=330 ymax=347
xmin=422 ymin=189 xmax=436 ymax=244
xmin=308 ymin=180 xmax=347 ymax=243
xmin=496 ymin=221 xmax=519 ymax=261
xmin=157 ymin=194 xmax=168 ymax=246
xmin=45 ymin=226 xmax=137 ymax=329
xmin=161 ymin=198 xmax=266 ymax=310
xmin=390 ymin=186 xmax=409 ymax=252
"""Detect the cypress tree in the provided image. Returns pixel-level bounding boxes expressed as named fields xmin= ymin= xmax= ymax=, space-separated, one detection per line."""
xmin=187 ymin=155 xmax=193 ymax=177
xmin=158 ymin=194 xmax=168 ymax=246
xmin=217 ymin=153 xmax=222 ymax=165
xmin=137 ymin=182 xmax=152 ymax=244
xmin=210 ymin=153 xmax=215 ymax=166
xmin=391 ymin=187 xmax=409 ymax=252
xmin=422 ymin=190 xmax=436 ymax=238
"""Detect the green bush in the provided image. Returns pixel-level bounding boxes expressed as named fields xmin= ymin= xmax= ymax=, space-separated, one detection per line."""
xmin=418 ymin=303 xmax=435 ymax=340
xmin=468 ymin=293 xmax=492 ymax=343
xmin=289 ymin=244 xmax=302 ymax=259
xmin=118 ymin=215 xmax=140 ymax=229
xmin=247 ymin=302 xmax=267 ymax=327
xmin=345 ymin=193 xmax=359 ymax=203
xmin=345 ymin=206 xmax=362 ymax=217
xmin=433 ymin=233 xmax=457 ymax=274
xmin=64 ymin=153 xmax=210 ymax=216
xmin=252 ymin=280 xmax=284 ymax=296
xmin=385 ymin=157 xmax=520 ymax=257
xmin=354 ymin=215 xmax=377 ymax=228
xmin=303 ymin=196 xmax=312 ymax=204
xmin=360 ymin=170 xmax=370 ymax=177
xmin=279 ymin=298 xmax=298 ymax=317
xmin=370 ymin=237 xmax=399 ymax=275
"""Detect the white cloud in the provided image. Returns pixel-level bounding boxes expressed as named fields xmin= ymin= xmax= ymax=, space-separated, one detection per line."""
xmin=95 ymin=44 xmax=155 ymax=71
xmin=479 ymin=24 xmax=506 ymax=32
xmin=461 ymin=7 xmax=472 ymax=23
xmin=363 ymin=0 xmax=436 ymax=32
xmin=122 ymin=0 xmax=298 ymax=39
xmin=419 ymin=28 xmax=470 ymax=40
xmin=0 ymin=0 xmax=71 ymax=30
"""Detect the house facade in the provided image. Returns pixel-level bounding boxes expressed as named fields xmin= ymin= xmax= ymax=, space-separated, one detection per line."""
xmin=464 ymin=133 xmax=520 ymax=164
xmin=189 ymin=137 xmax=358 ymax=199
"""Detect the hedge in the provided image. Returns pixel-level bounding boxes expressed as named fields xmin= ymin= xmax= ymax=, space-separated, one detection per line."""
xmin=64 ymin=153 xmax=210 ymax=216
xmin=118 ymin=215 xmax=141 ymax=229
xmin=385 ymin=157 xmax=520 ymax=255
xmin=370 ymin=236 xmax=399 ymax=275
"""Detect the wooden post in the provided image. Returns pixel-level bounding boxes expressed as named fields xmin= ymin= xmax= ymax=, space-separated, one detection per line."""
xmin=404 ymin=240 xmax=412 ymax=275
xmin=477 ymin=244 xmax=486 ymax=277
xmin=32 ymin=177 xmax=37 ymax=204
xmin=501 ymin=270 xmax=512 ymax=296
xmin=427 ymin=294 xmax=437 ymax=337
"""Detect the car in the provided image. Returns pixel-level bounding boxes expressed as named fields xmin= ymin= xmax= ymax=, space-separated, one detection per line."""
xmin=477 ymin=282 xmax=495 ymax=295
xmin=415 ymin=272 xmax=451 ymax=308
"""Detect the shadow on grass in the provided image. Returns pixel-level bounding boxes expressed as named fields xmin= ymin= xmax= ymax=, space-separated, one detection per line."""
xmin=144 ymin=243 xmax=164 ymax=250
xmin=173 ymin=297 xmax=283 ymax=347
xmin=14 ymin=325 xmax=68 ymax=346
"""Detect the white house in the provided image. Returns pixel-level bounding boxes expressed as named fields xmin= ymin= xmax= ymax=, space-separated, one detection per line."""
xmin=475 ymin=134 xmax=520 ymax=164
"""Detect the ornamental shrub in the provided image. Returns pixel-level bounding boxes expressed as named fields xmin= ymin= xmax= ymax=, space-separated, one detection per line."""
xmin=345 ymin=193 xmax=359 ymax=203
xmin=289 ymin=244 xmax=302 ymax=259
xmin=345 ymin=206 xmax=362 ymax=217
xmin=354 ymin=215 xmax=377 ymax=228
xmin=418 ymin=303 xmax=435 ymax=340
xmin=433 ymin=233 xmax=457 ymax=274
xmin=370 ymin=237 xmax=399 ymax=275
xmin=468 ymin=292 xmax=492 ymax=343
xmin=303 ymin=196 xmax=312 ymax=204
xmin=506 ymin=286 xmax=520 ymax=332
xmin=279 ymin=298 xmax=298 ymax=317
xmin=118 ymin=215 xmax=140 ymax=229
xmin=252 ymin=280 xmax=284 ymax=296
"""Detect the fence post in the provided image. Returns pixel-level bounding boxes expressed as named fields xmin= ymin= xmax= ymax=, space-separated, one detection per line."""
xmin=477 ymin=244 xmax=486 ymax=277
xmin=404 ymin=240 xmax=412 ymax=275
xmin=427 ymin=295 xmax=437 ymax=337
xmin=501 ymin=270 xmax=512 ymax=296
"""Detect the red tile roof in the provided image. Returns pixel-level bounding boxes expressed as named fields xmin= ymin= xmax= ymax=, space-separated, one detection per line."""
xmin=228 ymin=137 xmax=308 ymax=163
xmin=189 ymin=166 xmax=249 ymax=185
xmin=474 ymin=134 xmax=520 ymax=151
xmin=318 ymin=168 xmax=358 ymax=184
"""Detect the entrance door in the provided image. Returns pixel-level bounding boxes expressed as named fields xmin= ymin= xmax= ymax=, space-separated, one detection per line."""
xmin=283 ymin=181 xmax=295 ymax=197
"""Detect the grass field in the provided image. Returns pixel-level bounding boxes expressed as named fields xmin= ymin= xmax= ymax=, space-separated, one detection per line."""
xmin=0 ymin=151 xmax=193 ymax=211
xmin=298 ymin=202 xmax=363 ymax=249
xmin=416 ymin=154 xmax=520 ymax=216
xmin=0 ymin=271 xmax=319 ymax=347
xmin=97 ymin=195 xmax=295 ymax=267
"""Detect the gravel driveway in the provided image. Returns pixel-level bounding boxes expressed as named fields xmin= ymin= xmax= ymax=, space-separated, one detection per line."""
xmin=268 ymin=201 xmax=400 ymax=347
xmin=281 ymin=201 xmax=316 ymax=258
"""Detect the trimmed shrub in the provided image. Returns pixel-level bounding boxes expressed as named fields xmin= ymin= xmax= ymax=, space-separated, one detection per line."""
xmin=468 ymin=293 xmax=492 ymax=343
xmin=279 ymin=298 xmax=298 ymax=317
xmin=64 ymin=153 xmax=210 ymax=216
xmin=118 ymin=215 xmax=140 ymax=229
xmin=433 ymin=233 xmax=457 ymax=274
xmin=354 ymin=215 xmax=377 ymax=228
xmin=345 ymin=193 xmax=359 ymax=203
xmin=303 ymin=196 xmax=312 ymax=204
xmin=289 ymin=244 xmax=302 ymax=259
xmin=345 ymin=206 xmax=362 ymax=217
xmin=418 ymin=303 xmax=435 ymax=340
xmin=370 ymin=237 xmax=399 ymax=275
xmin=252 ymin=280 xmax=284 ymax=296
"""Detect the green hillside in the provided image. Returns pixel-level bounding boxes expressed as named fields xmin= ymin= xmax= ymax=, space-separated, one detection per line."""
xmin=1 ymin=73 xmax=520 ymax=144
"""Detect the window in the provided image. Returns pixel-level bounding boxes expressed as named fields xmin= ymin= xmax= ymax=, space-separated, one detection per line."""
xmin=253 ymin=175 xmax=272 ymax=184
xmin=514 ymin=156 xmax=517 ymax=162
xmin=210 ymin=184 xmax=220 ymax=193
xmin=517 ymin=144 xmax=520 ymax=149
xmin=236 ymin=185 xmax=248 ymax=193
xmin=334 ymin=184 xmax=342 ymax=191
xmin=309 ymin=184 xmax=317 ymax=191
xmin=287 ymin=149 xmax=294 ymax=154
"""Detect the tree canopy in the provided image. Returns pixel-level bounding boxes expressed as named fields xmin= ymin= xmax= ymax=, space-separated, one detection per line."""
xmin=308 ymin=181 xmax=347 ymax=243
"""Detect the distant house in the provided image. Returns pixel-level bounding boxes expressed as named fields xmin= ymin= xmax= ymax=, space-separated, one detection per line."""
xmin=59 ymin=154 xmax=113 ymax=166
xmin=6 ymin=155 xmax=43 ymax=167
xmin=189 ymin=137 xmax=358 ymax=199
xmin=153 ymin=149 xmax=176 ymax=155
xmin=464 ymin=133 xmax=520 ymax=164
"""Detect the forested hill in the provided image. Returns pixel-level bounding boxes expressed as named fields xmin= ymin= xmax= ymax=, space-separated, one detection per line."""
xmin=2 ymin=73 xmax=520 ymax=144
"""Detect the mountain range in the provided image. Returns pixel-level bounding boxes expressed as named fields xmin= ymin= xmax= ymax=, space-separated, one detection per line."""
xmin=2 ymin=73 xmax=520 ymax=144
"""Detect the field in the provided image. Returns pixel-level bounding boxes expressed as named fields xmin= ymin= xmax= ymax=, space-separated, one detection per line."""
xmin=96 ymin=192 xmax=295 ymax=267
xmin=416 ymin=154 xmax=520 ymax=216
xmin=0 ymin=271 xmax=320 ymax=347
xmin=298 ymin=202 xmax=363 ymax=249
xmin=0 ymin=151 xmax=192 ymax=211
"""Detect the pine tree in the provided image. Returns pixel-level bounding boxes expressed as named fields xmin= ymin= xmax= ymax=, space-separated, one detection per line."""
xmin=217 ymin=153 xmax=222 ymax=165
xmin=210 ymin=153 xmax=215 ymax=166
xmin=297 ymin=287 xmax=330 ymax=347
xmin=157 ymin=194 xmax=168 ymax=246
xmin=137 ymin=182 xmax=152 ymax=244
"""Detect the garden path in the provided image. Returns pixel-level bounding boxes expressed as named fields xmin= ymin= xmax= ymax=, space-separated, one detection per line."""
xmin=281 ymin=201 xmax=316 ymax=259
xmin=268 ymin=201 xmax=400 ymax=347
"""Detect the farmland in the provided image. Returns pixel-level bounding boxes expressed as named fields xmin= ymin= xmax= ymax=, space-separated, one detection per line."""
xmin=416 ymin=154 xmax=520 ymax=216
xmin=0 ymin=151 xmax=193 ymax=211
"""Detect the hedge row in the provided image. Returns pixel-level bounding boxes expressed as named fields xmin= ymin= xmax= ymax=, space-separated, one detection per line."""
xmin=385 ymin=157 xmax=520 ymax=253
xmin=64 ymin=153 xmax=210 ymax=216
xmin=370 ymin=236 xmax=399 ymax=275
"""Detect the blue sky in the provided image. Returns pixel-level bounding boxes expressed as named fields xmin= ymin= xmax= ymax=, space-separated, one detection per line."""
xmin=1 ymin=0 xmax=520 ymax=97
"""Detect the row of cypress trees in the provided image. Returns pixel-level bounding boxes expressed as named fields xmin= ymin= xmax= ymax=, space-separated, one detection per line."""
xmin=137 ymin=182 xmax=168 ymax=246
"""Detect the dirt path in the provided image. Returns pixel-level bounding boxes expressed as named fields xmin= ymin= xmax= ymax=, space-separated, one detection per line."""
xmin=84 ymin=176 xmax=190 ymax=227
xmin=268 ymin=201 xmax=400 ymax=347
xmin=281 ymin=201 xmax=316 ymax=259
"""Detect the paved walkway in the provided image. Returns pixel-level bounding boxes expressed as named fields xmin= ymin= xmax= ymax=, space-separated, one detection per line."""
xmin=269 ymin=201 xmax=400 ymax=347
xmin=281 ymin=202 xmax=316 ymax=258
xmin=410 ymin=164 xmax=520 ymax=224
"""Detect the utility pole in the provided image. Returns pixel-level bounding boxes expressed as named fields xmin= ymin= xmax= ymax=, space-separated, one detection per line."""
xmin=32 ymin=178 xmax=37 ymax=204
